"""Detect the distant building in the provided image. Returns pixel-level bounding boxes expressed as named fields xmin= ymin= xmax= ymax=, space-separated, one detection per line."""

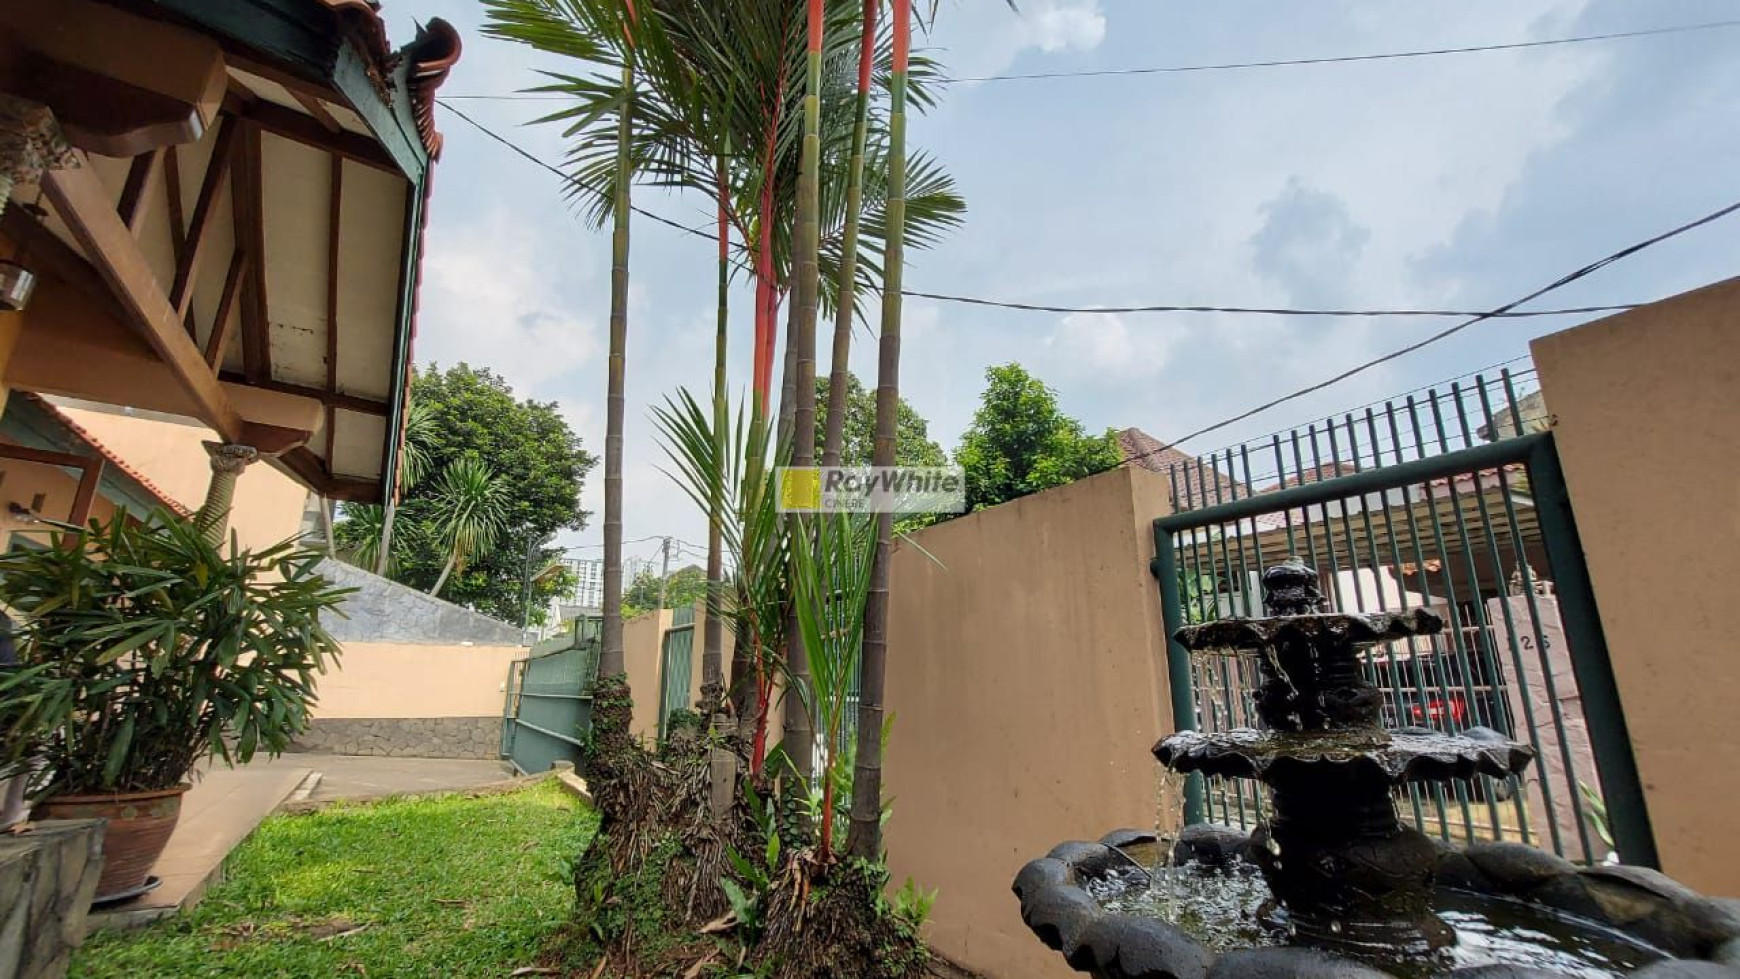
xmin=565 ymin=557 xmax=604 ymax=609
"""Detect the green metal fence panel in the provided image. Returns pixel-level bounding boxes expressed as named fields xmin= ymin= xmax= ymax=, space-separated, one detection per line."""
xmin=502 ymin=615 xmax=601 ymax=774
xmin=1151 ymin=367 xmax=1655 ymax=867
xmin=657 ymin=606 xmax=696 ymax=743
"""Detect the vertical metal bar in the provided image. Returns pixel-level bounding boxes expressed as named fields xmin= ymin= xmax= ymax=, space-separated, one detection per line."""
xmin=1154 ymin=529 xmax=1206 ymax=825
xmin=1306 ymin=425 xmax=1352 ymax=613
xmin=1497 ymin=370 xmax=1595 ymax=860
xmin=1345 ymin=413 xmax=1428 ymax=832
xmin=1384 ymin=402 xmax=1455 ymax=838
xmin=1526 ymin=435 xmax=1659 ymax=868
xmin=1409 ymin=394 xmax=1479 ymax=841
xmin=1204 ymin=457 xmax=1250 ymax=829
xmin=1432 ymin=387 xmax=1508 ymax=837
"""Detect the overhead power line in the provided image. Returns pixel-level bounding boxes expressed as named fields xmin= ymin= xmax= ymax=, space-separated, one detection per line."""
xmin=439 ymin=18 xmax=1740 ymax=97
xmin=903 ymin=291 xmax=1641 ymax=319
xmin=1118 ymin=195 xmax=1740 ymax=467
xmin=437 ymin=100 xmax=1665 ymax=324
xmin=946 ymin=19 xmax=1740 ymax=83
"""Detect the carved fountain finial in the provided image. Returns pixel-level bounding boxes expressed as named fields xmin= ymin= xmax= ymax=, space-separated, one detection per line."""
xmin=1260 ymin=555 xmax=1324 ymax=617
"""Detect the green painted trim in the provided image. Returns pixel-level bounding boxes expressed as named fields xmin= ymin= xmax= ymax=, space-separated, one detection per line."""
xmin=1527 ymin=435 xmax=1659 ymax=868
xmin=1151 ymin=531 xmax=1206 ymax=824
xmin=1156 ymin=434 xmax=1548 ymax=533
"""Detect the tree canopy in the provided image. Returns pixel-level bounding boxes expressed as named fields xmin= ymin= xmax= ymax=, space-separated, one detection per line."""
xmin=335 ymin=364 xmax=597 ymax=624
xmin=813 ymin=373 xmax=946 ymax=468
xmin=623 ymin=564 xmax=709 ymax=618
xmin=954 ymin=363 xmax=1122 ymax=513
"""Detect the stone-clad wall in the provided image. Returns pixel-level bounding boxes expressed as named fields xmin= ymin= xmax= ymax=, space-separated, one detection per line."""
xmin=0 ymin=819 xmax=104 ymax=979
xmin=290 ymin=716 xmax=501 ymax=759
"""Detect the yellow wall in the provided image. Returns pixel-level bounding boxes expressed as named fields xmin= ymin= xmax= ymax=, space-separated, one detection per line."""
xmin=1532 ymin=277 xmax=1740 ymax=896
xmin=52 ymin=401 xmax=308 ymax=552
xmin=310 ymin=641 xmax=525 ymax=719
xmin=620 ymin=603 xmax=737 ymax=744
xmin=881 ymin=465 xmax=1178 ymax=978
xmin=0 ymin=452 xmax=118 ymax=550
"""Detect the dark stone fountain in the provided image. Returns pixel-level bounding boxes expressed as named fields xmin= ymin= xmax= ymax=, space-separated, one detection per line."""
xmin=1014 ymin=558 xmax=1740 ymax=979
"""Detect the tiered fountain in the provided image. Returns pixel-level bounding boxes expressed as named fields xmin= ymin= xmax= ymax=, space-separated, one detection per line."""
xmin=1014 ymin=558 xmax=1740 ymax=979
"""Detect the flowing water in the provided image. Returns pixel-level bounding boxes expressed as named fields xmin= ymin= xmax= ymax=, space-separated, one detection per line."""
xmin=1088 ymin=865 xmax=1665 ymax=978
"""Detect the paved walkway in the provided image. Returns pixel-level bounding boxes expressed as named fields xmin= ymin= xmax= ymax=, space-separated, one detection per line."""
xmin=86 ymin=754 xmax=515 ymax=931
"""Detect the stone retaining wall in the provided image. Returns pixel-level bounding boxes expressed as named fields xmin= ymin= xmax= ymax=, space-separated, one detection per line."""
xmin=0 ymin=819 xmax=104 ymax=979
xmin=290 ymin=716 xmax=501 ymax=759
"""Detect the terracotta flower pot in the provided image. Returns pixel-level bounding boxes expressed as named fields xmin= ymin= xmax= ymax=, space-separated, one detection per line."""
xmin=36 ymin=784 xmax=191 ymax=901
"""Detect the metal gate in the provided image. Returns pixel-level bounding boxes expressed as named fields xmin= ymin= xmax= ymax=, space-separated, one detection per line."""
xmin=657 ymin=605 xmax=697 ymax=743
xmin=1152 ymin=368 xmax=1656 ymax=868
xmin=502 ymin=614 xmax=600 ymax=774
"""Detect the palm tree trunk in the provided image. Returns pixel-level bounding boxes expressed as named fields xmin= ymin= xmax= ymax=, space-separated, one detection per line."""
xmin=847 ymin=0 xmax=911 ymax=861
xmin=430 ymin=552 xmax=458 ymax=597
xmin=374 ymin=501 xmax=396 ymax=575
xmin=820 ymin=0 xmax=878 ymax=469
xmin=705 ymin=157 xmax=735 ymax=819
xmin=599 ymin=56 xmax=635 ymax=681
xmin=781 ymin=0 xmax=825 ymax=782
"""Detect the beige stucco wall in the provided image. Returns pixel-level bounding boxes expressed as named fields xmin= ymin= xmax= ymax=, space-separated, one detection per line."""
xmin=51 ymin=402 xmax=309 ymax=552
xmin=311 ymin=641 xmax=525 ymax=719
xmin=882 ymin=465 xmax=1179 ymax=978
xmin=624 ymin=608 xmax=673 ymax=741
xmin=1532 ymin=276 xmax=1740 ymax=897
xmin=0 ymin=453 xmax=119 ymax=550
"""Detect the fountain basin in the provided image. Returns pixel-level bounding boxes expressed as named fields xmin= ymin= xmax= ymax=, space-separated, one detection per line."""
xmin=1014 ymin=825 xmax=1740 ymax=979
xmin=1156 ymin=728 xmax=1533 ymax=784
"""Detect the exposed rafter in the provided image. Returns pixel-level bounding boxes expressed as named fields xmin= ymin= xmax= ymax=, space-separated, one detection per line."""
xmin=41 ymin=160 xmax=244 ymax=441
xmin=169 ymin=118 xmax=238 ymax=320
xmin=231 ymin=118 xmax=272 ymax=385
xmin=222 ymin=93 xmax=400 ymax=175
xmin=204 ymin=247 xmax=248 ymax=368
xmin=216 ymin=372 xmax=389 ymax=416
xmin=116 ymin=149 xmax=164 ymax=233
xmin=325 ymin=153 xmax=343 ymax=473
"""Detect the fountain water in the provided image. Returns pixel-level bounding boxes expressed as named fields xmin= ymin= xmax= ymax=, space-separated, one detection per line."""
xmin=1014 ymin=558 xmax=1740 ymax=979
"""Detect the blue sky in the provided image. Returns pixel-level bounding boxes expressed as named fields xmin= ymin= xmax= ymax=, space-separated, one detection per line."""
xmin=386 ymin=0 xmax=1740 ymax=566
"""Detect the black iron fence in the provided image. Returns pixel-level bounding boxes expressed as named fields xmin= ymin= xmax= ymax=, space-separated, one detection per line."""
xmin=1151 ymin=367 xmax=1657 ymax=867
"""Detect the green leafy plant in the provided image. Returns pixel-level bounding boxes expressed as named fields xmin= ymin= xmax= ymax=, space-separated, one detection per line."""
xmin=1581 ymin=782 xmax=1615 ymax=851
xmin=888 ymin=877 xmax=937 ymax=928
xmin=0 ymin=512 xmax=351 ymax=795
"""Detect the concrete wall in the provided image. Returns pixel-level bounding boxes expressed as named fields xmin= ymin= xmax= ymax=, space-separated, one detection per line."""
xmin=294 ymin=640 xmax=525 ymax=760
xmin=0 ymin=819 xmax=104 ymax=979
xmin=883 ymin=465 xmax=1179 ymax=978
xmin=620 ymin=604 xmax=740 ymax=745
xmin=1532 ymin=277 xmax=1740 ymax=897
xmin=50 ymin=401 xmax=307 ymax=552
xmin=315 ymin=558 xmax=525 ymax=645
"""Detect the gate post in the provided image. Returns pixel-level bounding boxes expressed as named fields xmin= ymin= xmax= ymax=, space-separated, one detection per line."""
xmin=1152 ymin=530 xmax=1205 ymax=825
xmin=1528 ymin=435 xmax=1659 ymax=868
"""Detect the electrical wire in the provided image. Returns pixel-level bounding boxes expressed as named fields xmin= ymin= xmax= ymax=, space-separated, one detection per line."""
xmin=902 ymin=291 xmax=1640 ymax=320
xmin=437 ymin=100 xmax=1667 ymax=324
xmin=1115 ymin=195 xmax=1740 ymax=469
xmin=438 ymin=18 xmax=1740 ymax=95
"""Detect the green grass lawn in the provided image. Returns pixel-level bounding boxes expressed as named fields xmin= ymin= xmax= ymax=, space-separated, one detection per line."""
xmin=73 ymin=780 xmax=597 ymax=979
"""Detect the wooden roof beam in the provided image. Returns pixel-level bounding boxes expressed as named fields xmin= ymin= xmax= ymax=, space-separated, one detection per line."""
xmin=41 ymin=159 xmax=244 ymax=442
xmin=222 ymin=95 xmax=400 ymax=176
xmin=168 ymin=118 xmax=237 ymax=320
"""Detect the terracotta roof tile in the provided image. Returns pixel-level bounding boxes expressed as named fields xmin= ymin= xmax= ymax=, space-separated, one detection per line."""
xmin=1117 ymin=427 xmax=1247 ymax=506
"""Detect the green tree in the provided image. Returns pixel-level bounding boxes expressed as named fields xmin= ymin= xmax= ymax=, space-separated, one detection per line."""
xmin=335 ymin=364 xmax=596 ymax=624
xmin=622 ymin=564 xmax=708 ymax=617
xmin=814 ymin=373 xmax=946 ymax=468
xmin=954 ymin=363 xmax=1122 ymax=513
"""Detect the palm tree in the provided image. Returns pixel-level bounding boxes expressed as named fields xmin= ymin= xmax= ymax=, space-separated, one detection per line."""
xmin=847 ymin=0 xmax=912 ymax=862
xmin=427 ymin=455 xmax=509 ymax=597
xmin=820 ymin=0 xmax=877 ymax=469
xmin=481 ymin=0 xmax=668 ymax=680
xmin=374 ymin=397 xmax=438 ymax=574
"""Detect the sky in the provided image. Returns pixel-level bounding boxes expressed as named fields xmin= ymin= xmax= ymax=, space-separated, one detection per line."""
xmin=383 ymin=0 xmax=1740 ymax=570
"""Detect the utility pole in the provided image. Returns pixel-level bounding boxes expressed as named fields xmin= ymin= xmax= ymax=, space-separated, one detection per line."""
xmin=654 ymin=535 xmax=674 ymax=611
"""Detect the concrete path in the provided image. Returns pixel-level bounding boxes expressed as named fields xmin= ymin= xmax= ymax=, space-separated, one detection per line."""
xmin=296 ymin=755 xmax=514 ymax=803
xmin=85 ymin=754 xmax=515 ymax=932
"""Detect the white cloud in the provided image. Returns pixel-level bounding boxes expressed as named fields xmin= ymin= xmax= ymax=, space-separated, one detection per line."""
xmin=1043 ymin=310 xmax=1181 ymax=381
xmin=1016 ymin=0 xmax=1107 ymax=55
xmin=415 ymin=208 xmax=601 ymax=396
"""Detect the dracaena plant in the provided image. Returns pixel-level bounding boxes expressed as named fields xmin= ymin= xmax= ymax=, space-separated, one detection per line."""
xmin=0 ymin=513 xmax=351 ymax=796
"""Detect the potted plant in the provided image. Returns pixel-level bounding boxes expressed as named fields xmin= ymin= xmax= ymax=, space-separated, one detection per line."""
xmin=0 ymin=512 xmax=349 ymax=900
